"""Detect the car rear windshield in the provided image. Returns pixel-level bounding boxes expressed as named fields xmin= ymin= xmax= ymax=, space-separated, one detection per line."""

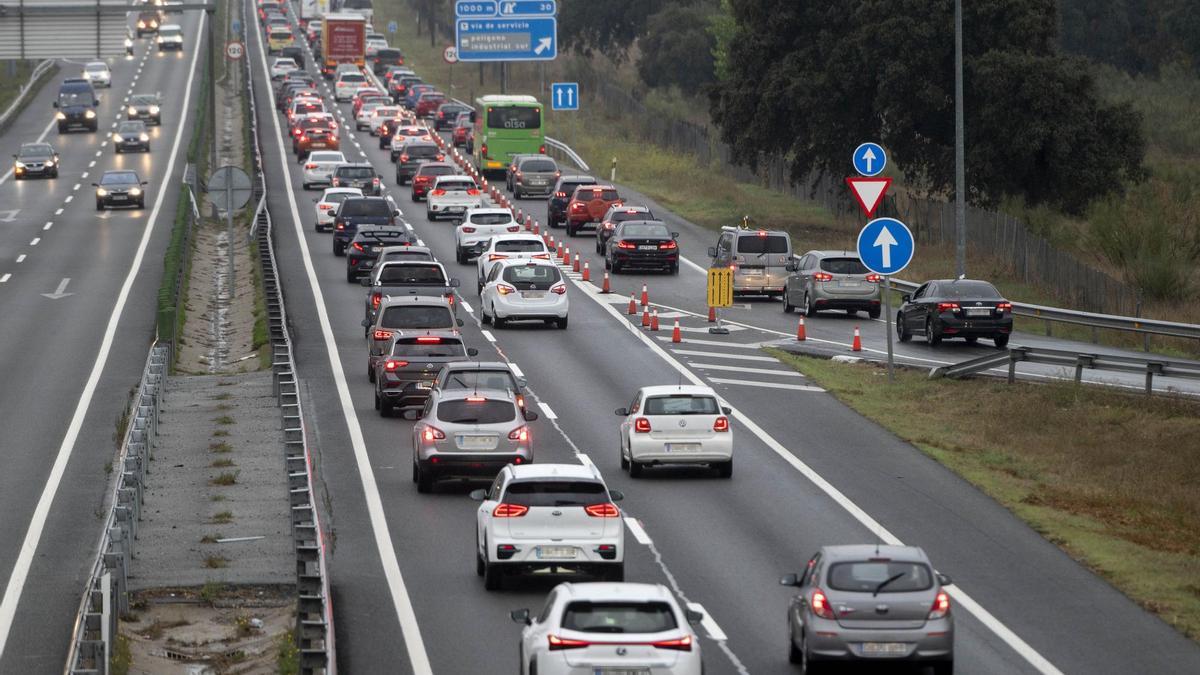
xmin=643 ymin=395 xmax=720 ymax=415
xmin=561 ymin=602 xmax=677 ymax=634
xmin=405 ymin=145 xmax=440 ymax=157
xmin=435 ymin=399 xmax=515 ymax=424
xmin=621 ymin=223 xmax=670 ymax=239
xmin=310 ymin=152 xmax=343 ymax=162
xmin=827 ymin=561 xmax=933 ymax=594
xmin=612 ymin=209 xmax=650 ymax=223
xmin=937 ymin=281 xmax=1003 ymax=299
xmin=419 ymin=93 xmax=445 ymax=102
xmin=380 ymin=306 xmax=453 ymax=329
xmin=355 ymin=229 xmax=409 ymax=244
xmin=378 ymin=264 xmax=446 ymax=284
xmin=340 ymin=74 xmax=366 ymax=83
xmin=339 ymin=199 xmax=388 ymax=216
xmin=503 ymin=481 xmax=607 ymax=507
xmin=270 ymin=29 xmax=291 ymax=38
xmin=378 ymin=49 xmax=402 ymax=59
xmin=502 ymin=265 xmax=560 ymax=288
xmin=575 ymin=188 xmax=619 ymax=201
xmin=469 ymin=212 xmax=513 ymax=225
xmin=381 ymin=250 xmax=434 ymax=262
xmin=419 ymin=165 xmax=456 ymax=176
xmin=519 ymin=159 xmax=556 ymax=173
xmin=559 ymin=180 xmax=590 ymax=195
xmin=337 ymin=167 xmax=376 ymax=179
xmin=736 ymin=234 xmax=790 ymax=254
xmin=437 ymin=178 xmax=475 ymax=189
xmin=819 ymin=257 xmax=869 ymax=274
xmin=486 ymin=105 xmax=541 ymax=130
xmin=494 ymin=240 xmax=544 ymax=253
xmin=323 ymin=192 xmax=356 ymax=204
xmin=441 ymin=369 xmax=516 ymax=391
xmin=391 ymin=338 xmax=466 ymax=358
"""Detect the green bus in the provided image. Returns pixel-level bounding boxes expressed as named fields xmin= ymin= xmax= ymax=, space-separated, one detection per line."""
xmin=473 ymin=94 xmax=545 ymax=177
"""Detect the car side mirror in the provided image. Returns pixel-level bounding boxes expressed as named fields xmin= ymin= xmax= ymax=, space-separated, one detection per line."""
xmin=359 ymin=278 xmax=372 ymax=287
xmin=468 ymin=489 xmax=487 ymax=501
xmin=721 ymin=406 xmax=732 ymax=415
xmin=523 ymin=410 xmax=539 ymax=422
xmin=467 ymin=347 xmax=479 ymax=357
xmin=360 ymin=319 xmax=370 ymax=327
xmin=901 ymin=294 xmax=911 ymax=303
xmin=785 ymin=261 xmax=797 ymax=272
xmin=671 ymin=232 xmax=679 ymax=239
xmin=91 ymin=183 xmax=99 ymax=187
xmin=614 ymin=407 xmax=628 ymax=417
xmin=707 ymin=246 xmax=717 ymax=258
xmin=457 ymin=318 xmax=465 ymax=327
xmin=394 ymin=209 xmax=401 ymax=216
xmin=510 ymin=608 xmax=531 ymax=625
xmin=937 ymin=573 xmax=952 ymax=586
xmin=52 ymin=101 xmax=58 ymax=108
xmin=516 ymin=376 xmax=527 ymax=388
xmin=141 ymin=181 xmax=148 ymax=186
xmin=684 ymin=609 xmax=704 ymax=625
xmin=401 ymin=409 xmax=420 ymax=421
xmin=609 ymin=489 xmax=624 ymax=502
xmin=449 ymin=278 xmax=461 ymax=288
xmin=779 ymin=573 xmax=800 ymax=587
xmin=94 ymin=99 xmax=101 ymax=105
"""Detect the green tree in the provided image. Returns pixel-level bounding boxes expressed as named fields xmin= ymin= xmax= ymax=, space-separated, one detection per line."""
xmin=709 ymin=0 xmax=1146 ymax=215
xmin=559 ymin=0 xmax=668 ymax=61
xmin=637 ymin=4 xmax=717 ymax=94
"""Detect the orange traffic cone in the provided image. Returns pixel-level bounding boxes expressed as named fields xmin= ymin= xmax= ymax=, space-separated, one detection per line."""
xmin=532 ymin=221 xmax=540 ymax=235
xmin=707 ymin=305 xmax=716 ymax=322
xmin=517 ymin=208 xmax=523 ymax=223
xmin=560 ymin=245 xmax=569 ymax=263
xmin=650 ymin=309 xmax=660 ymax=331
xmin=628 ymin=294 xmax=637 ymax=315
xmin=582 ymin=262 xmax=591 ymax=282
xmin=851 ymin=326 xmax=862 ymax=352
xmin=601 ymin=271 xmax=611 ymax=294
xmin=642 ymin=306 xmax=651 ymax=328
xmin=548 ymin=234 xmax=555 ymax=252
xmin=671 ymin=319 xmax=682 ymax=343
xmin=640 ymin=284 xmax=649 ymax=307
xmin=573 ymin=254 xmax=581 ymax=273
xmin=796 ymin=316 xmax=807 ymax=341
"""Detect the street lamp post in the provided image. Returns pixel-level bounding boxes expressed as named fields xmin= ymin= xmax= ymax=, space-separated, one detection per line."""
xmin=954 ymin=0 xmax=966 ymax=278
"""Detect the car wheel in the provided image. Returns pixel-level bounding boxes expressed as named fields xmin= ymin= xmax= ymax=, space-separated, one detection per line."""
xmin=803 ymin=293 xmax=817 ymax=317
xmin=483 ymin=559 xmax=503 ymax=590
xmin=139 ymin=199 xmax=145 ymax=209
xmin=926 ymin=318 xmax=942 ymax=346
xmin=788 ymin=631 xmax=803 ymax=664
xmin=994 ymin=334 xmax=1010 ymax=349
xmin=302 ymin=182 xmax=310 ymax=190
xmin=455 ymin=246 xmax=467 ymax=264
xmin=416 ymin=464 xmax=434 ymax=493
xmin=897 ymin=313 xmax=911 ymax=342
xmin=868 ymin=306 xmax=881 ymax=319
xmin=333 ymin=243 xmax=344 ymax=256
xmin=425 ymin=209 xmax=433 ymax=220
xmin=395 ymin=173 xmax=403 ymax=185
xmin=379 ymin=396 xmax=394 ymax=418
xmin=494 ymin=315 xmax=506 ymax=329
xmin=115 ymin=146 xmax=121 ymax=154
xmin=965 ymin=336 xmax=978 ymax=344
xmin=932 ymin=660 xmax=954 ymax=675
xmin=411 ymin=192 xmax=419 ymax=202
xmin=96 ymin=201 xmax=105 ymax=211
xmin=346 ymin=269 xmax=357 ymax=283
xmin=611 ymin=259 xmax=622 ymax=274
xmin=476 ymin=534 xmax=486 ymax=577
xmin=555 ymin=316 xmax=568 ymax=329
xmin=595 ymin=239 xmax=603 ymax=254
xmin=783 ymin=291 xmax=795 ymax=313
xmin=619 ymin=441 xmax=629 ymax=470
xmin=481 ymin=304 xmax=492 ymax=324
xmin=605 ymin=563 xmax=625 ymax=582
xmin=373 ymin=390 xmax=380 ymax=410
xmin=566 ymin=222 xmax=577 ymax=237
xmin=368 ymin=365 xmax=376 ymax=383
xmin=800 ymin=634 xmax=820 ymax=675
xmin=629 ymin=460 xmax=643 ymax=478
xmin=714 ymin=460 xmax=733 ymax=478
xmin=603 ymin=256 xmax=611 ymax=271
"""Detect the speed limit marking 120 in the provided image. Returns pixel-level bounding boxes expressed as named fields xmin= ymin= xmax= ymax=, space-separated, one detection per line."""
xmin=443 ymin=45 xmax=458 ymax=64
xmin=226 ymin=41 xmax=244 ymax=60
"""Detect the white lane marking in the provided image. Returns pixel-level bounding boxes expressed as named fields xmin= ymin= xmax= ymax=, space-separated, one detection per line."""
xmin=566 ymin=261 xmax=1065 ymax=675
xmin=539 ymin=402 xmax=557 ymax=419
xmin=672 ymin=349 xmax=777 ymax=362
xmin=15 ymin=255 xmax=25 ymax=263
xmin=42 ymin=222 xmax=52 ymax=231
xmin=459 ymin=299 xmax=473 ymax=313
xmin=64 ymin=196 xmax=73 ymax=203
xmin=29 ymin=238 xmax=39 ymax=246
xmin=0 ymin=274 xmax=9 ymax=283
xmin=0 ymin=117 xmax=56 ymax=185
xmin=404 ymin=222 xmax=413 ymax=230
xmin=686 ymin=602 xmax=729 ymax=642
xmin=656 ymin=336 xmax=766 ymax=349
xmin=88 ymin=161 xmax=95 ymax=168
xmin=81 ymin=172 xmax=88 ymax=179
xmin=95 ymin=150 xmax=102 ymax=157
xmin=707 ymin=377 xmax=824 ymax=393
xmin=624 ymin=517 xmax=652 ymax=545
xmin=55 ymin=208 xmax=63 ymax=215
xmin=481 ymin=329 xmax=496 ymax=343
xmin=509 ymin=362 xmax=524 ymax=378
xmin=72 ymin=183 xmax=80 ymax=191
xmin=0 ymin=14 xmax=207 ymax=660
xmin=253 ymin=24 xmax=434 ymax=675
xmin=577 ymin=453 xmax=595 ymax=470
xmin=680 ymin=255 xmax=708 ymax=274
xmin=692 ymin=363 xmax=803 ymax=377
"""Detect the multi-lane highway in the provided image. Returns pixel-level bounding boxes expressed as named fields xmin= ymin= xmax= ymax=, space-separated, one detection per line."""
xmin=0 ymin=10 xmax=206 ymax=672
xmin=245 ymin=10 xmax=1200 ymax=675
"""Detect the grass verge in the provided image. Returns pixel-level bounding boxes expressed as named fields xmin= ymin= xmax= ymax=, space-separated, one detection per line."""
xmin=767 ymin=349 xmax=1200 ymax=641
xmin=0 ymin=60 xmax=59 ymax=134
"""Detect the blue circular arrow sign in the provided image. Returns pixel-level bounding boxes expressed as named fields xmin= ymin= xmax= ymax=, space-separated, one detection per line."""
xmin=852 ymin=142 xmax=887 ymax=177
xmin=856 ymin=217 xmax=914 ymax=276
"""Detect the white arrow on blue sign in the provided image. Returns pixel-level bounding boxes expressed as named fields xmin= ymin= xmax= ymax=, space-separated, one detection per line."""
xmin=856 ymin=217 xmax=914 ymax=276
xmin=387 ymin=21 xmax=398 ymax=34
xmin=551 ymin=82 xmax=578 ymax=111
xmin=852 ymin=142 xmax=887 ymax=177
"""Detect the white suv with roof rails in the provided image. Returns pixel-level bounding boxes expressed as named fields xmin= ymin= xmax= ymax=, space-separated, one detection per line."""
xmin=471 ymin=463 xmax=625 ymax=591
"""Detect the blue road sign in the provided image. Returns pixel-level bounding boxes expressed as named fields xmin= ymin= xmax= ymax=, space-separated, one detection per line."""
xmin=387 ymin=20 xmax=398 ymax=34
xmin=852 ymin=142 xmax=887 ymax=177
xmin=499 ymin=0 xmax=556 ymax=16
xmin=551 ymin=82 xmax=578 ymax=111
xmin=231 ymin=18 xmax=241 ymax=36
xmin=456 ymin=17 xmax=557 ymax=61
xmin=456 ymin=1 xmax=499 ymax=18
xmin=857 ymin=217 xmax=914 ymax=276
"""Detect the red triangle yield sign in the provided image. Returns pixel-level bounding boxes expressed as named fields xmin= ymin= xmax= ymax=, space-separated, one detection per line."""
xmin=845 ymin=177 xmax=892 ymax=218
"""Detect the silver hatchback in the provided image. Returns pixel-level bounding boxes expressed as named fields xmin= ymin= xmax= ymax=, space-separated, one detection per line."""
xmin=411 ymin=388 xmax=538 ymax=493
xmin=780 ymin=545 xmax=953 ymax=674
xmin=784 ymin=250 xmax=882 ymax=318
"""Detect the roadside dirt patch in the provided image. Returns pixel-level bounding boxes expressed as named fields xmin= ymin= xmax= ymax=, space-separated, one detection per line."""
xmin=177 ymin=220 xmax=260 ymax=373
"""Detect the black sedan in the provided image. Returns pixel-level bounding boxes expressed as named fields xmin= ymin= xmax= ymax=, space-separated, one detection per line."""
xmin=13 ymin=142 xmax=59 ymax=179
xmin=604 ymin=220 xmax=680 ymax=274
xmin=897 ymin=279 xmax=1013 ymax=348
xmin=94 ymin=170 xmax=147 ymax=210
xmin=126 ymin=93 xmax=162 ymax=125
xmin=346 ymin=225 xmax=416 ymax=283
xmin=113 ymin=121 xmax=151 ymax=153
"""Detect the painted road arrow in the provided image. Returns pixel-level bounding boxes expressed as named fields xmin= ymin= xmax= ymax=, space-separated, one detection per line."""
xmin=41 ymin=278 xmax=74 ymax=300
xmin=846 ymin=177 xmax=891 ymax=218
xmin=0 ymin=209 xmax=19 ymax=223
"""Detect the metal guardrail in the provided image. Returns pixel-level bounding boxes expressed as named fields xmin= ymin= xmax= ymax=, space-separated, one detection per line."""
xmin=929 ymin=345 xmax=1200 ymax=395
xmin=249 ymin=2 xmax=335 ymax=671
xmin=0 ymin=58 xmax=55 ymax=130
xmin=64 ymin=342 xmax=171 ymax=674
xmin=545 ymin=136 xmax=590 ymax=172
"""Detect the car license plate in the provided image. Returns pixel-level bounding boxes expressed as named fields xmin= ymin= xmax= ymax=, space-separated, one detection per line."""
xmin=594 ymin=670 xmax=650 ymax=675
xmin=638 ymin=245 xmax=657 ymax=251
xmin=415 ymin=381 xmax=433 ymax=389
xmin=536 ymin=546 xmax=576 ymax=559
xmin=448 ymin=206 xmax=465 ymax=212
xmin=665 ymin=443 xmax=701 ymax=453
xmin=742 ymin=268 xmax=763 ymax=275
xmin=839 ymin=280 xmax=861 ymax=288
xmin=965 ymin=308 xmax=992 ymax=317
xmin=861 ymin=642 xmax=908 ymax=655
xmin=522 ymin=291 xmax=545 ymax=299
xmin=457 ymin=434 xmax=494 ymax=449
xmin=311 ymin=142 xmax=326 ymax=148
xmin=111 ymin=195 xmax=127 ymax=201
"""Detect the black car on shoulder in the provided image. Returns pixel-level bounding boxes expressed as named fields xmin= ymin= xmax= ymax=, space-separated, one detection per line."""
xmin=346 ymin=225 xmax=417 ymax=282
xmin=547 ymin=174 xmax=596 ymax=228
xmin=897 ymin=279 xmax=1013 ymax=348
xmin=605 ymin=220 xmax=680 ymax=274
xmin=94 ymin=170 xmax=147 ymax=210
xmin=332 ymin=196 xmax=400 ymax=256
xmin=13 ymin=142 xmax=59 ymax=179
xmin=114 ymin=120 xmax=151 ymax=153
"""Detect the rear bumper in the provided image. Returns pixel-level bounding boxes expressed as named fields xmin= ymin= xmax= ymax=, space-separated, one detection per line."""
xmin=806 ymin=620 xmax=953 ymax=662
xmin=378 ymin=378 xmax=436 ymax=407
xmin=492 ymin=294 xmax=568 ymax=320
xmin=417 ymin=454 xmax=529 ymax=479
xmin=611 ymin=251 xmax=677 ymax=270
xmin=628 ymin=437 xmax=732 ymax=463
xmin=936 ymin=316 xmax=1013 ymax=336
xmin=812 ymin=297 xmax=881 ymax=311
xmin=486 ymin=536 xmax=624 ymax=564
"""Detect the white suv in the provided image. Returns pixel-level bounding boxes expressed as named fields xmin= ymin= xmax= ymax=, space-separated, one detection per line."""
xmin=615 ymin=385 xmax=733 ymax=478
xmin=510 ymin=582 xmax=704 ymax=675
xmin=454 ymin=207 xmax=520 ymax=263
xmin=471 ymin=464 xmax=625 ymax=591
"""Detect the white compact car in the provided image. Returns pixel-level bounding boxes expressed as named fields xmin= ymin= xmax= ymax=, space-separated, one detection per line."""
xmin=481 ymin=259 xmax=568 ymax=329
xmin=301 ymin=150 xmax=346 ymax=189
xmin=368 ymin=105 xmax=403 ymax=135
xmin=355 ymin=101 xmax=385 ymax=130
xmin=334 ymin=72 xmax=368 ymax=101
xmin=82 ymin=61 xmax=111 ymax=88
xmin=454 ymin=207 xmax=519 ymax=263
xmin=471 ymin=464 xmax=625 ymax=590
xmin=313 ymin=186 xmax=363 ymax=232
xmin=616 ymin=385 xmax=733 ymax=478
xmin=476 ymin=234 xmax=551 ymax=293
xmin=389 ymin=124 xmax=434 ymax=158
xmin=156 ymin=23 xmax=184 ymax=50
xmin=511 ymin=582 xmax=704 ymax=675
xmin=365 ymin=36 xmax=388 ymax=57
xmin=426 ymin=175 xmax=482 ymax=221
xmin=270 ymin=57 xmax=298 ymax=80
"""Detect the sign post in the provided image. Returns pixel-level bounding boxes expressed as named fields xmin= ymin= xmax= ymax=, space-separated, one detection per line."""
xmin=706 ymin=268 xmax=734 ymax=335
xmin=857 ymin=217 xmax=914 ymax=382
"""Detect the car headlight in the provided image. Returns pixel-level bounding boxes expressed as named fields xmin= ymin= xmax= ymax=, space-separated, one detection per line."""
xmin=14 ymin=161 xmax=25 ymax=169
xmin=85 ymin=110 xmax=96 ymax=119
xmin=56 ymin=112 xmax=66 ymax=120
xmin=46 ymin=158 xmax=56 ymax=165
xmin=150 ymin=105 xmax=160 ymax=114
xmin=130 ymin=187 xmax=142 ymax=196
xmin=139 ymin=133 xmax=149 ymax=141
xmin=113 ymin=133 xmax=123 ymax=142
xmin=129 ymin=106 xmax=138 ymax=116
xmin=157 ymin=36 xmax=163 ymax=43
xmin=96 ymin=188 xmax=108 ymax=196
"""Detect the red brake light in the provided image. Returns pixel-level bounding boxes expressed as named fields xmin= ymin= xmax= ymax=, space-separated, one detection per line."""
xmin=555 ymin=191 xmax=567 ymax=198
xmin=634 ymin=417 xmax=651 ymax=433
xmin=384 ymin=359 xmax=409 ymax=371
xmin=584 ymin=503 xmax=620 ymax=518
xmin=488 ymin=253 xmax=508 ymax=262
xmin=435 ymin=154 xmax=444 ymax=161
xmin=372 ymin=330 xmax=393 ymax=340
xmin=937 ymin=302 xmax=960 ymax=312
xmin=305 ymin=163 xmax=318 ymax=169
xmin=713 ymin=416 xmax=729 ymax=432
xmin=547 ymin=635 xmax=587 ymax=650
xmin=319 ymin=203 xmax=333 ymax=210
xmin=493 ymin=503 xmax=529 ymax=518
xmin=466 ymin=188 xmax=480 ymax=196
xmin=430 ymin=188 xmax=446 ymax=196
xmin=865 ymin=273 xmax=882 ymax=283
xmin=371 ymin=292 xmax=382 ymax=308
xmin=507 ymin=425 xmax=529 ymax=442
xmin=415 ymin=336 xmax=442 ymax=343
xmin=813 ymin=272 xmax=834 ymax=282
xmin=532 ymin=253 xmax=550 ymax=260
xmin=757 ymin=230 xmax=767 ymax=237
xmin=352 ymin=242 xmax=364 ymax=252
xmin=422 ymin=425 xmax=446 ymax=442
xmin=570 ymin=203 xmax=586 ymax=211
xmin=616 ymin=241 xmax=636 ymax=250
xmin=996 ymin=301 xmax=1012 ymax=312
xmin=538 ymin=144 xmax=546 ymax=154
xmin=373 ymin=177 xmax=380 ymax=185
xmin=506 ymin=225 xmax=520 ymax=232
xmin=659 ymin=240 xmax=678 ymax=250
xmin=811 ymin=589 xmax=836 ymax=619
xmin=652 ymin=636 xmax=693 ymax=652
xmin=399 ymin=154 xmax=409 ymax=163
xmin=466 ymin=396 xmax=487 ymax=402
xmin=496 ymin=283 xmax=516 ymax=296
xmin=928 ymin=591 xmax=951 ymax=619
xmin=461 ymin=226 xmax=476 ymax=233
xmin=481 ymin=143 xmax=488 ymax=158
xmin=550 ymin=283 xmax=566 ymax=295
